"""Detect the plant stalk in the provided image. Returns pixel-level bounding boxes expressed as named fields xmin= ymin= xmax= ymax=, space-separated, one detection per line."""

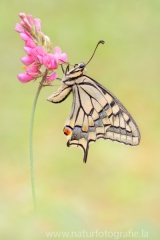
xmin=30 ymin=70 xmax=48 ymax=212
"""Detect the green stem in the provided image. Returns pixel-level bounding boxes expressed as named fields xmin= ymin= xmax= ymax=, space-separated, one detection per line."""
xmin=30 ymin=70 xmax=48 ymax=212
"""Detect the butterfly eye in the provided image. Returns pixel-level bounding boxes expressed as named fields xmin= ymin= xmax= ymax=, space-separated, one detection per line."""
xmin=79 ymin=63 xmax=85 ymax=68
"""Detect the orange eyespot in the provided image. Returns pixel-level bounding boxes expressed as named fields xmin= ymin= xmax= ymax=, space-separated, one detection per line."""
xmin=63 ymin=127 xmax=72 ymax=136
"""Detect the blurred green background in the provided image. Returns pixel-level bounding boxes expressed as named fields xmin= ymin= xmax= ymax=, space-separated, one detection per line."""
xmin=0 ymin=0 xmax=160 ymax=239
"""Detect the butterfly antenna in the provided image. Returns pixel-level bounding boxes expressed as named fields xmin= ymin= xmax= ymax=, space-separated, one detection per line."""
xmin=85 ymin=40 xmax=105 ymax=66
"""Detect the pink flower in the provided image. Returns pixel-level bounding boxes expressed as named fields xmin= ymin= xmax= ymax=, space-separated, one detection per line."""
xmin=17 ymin=73 xmax=35 ymax=83
xmin=15 ymin=13 xmax=68 ymax=84
xmin=21 ymin=46 xmax=46 ymax=66
xmin=21 ymin=55 xmax=34 ymax=65
xmin=15 ymin=23 xmax=24 ymax=33
xmin=21 ymin=18 xmax=32 ymax=31
xmin=16 ymin=13 xmax=42 ymax=44
xmin=24 ymin=46 xmax=32 ymax=55
xmin=20 ymin=32 xmax=33 ymax=42
xmin=19 ymin=13 xmax=26 ymax=19
xmin=26 ymin=14 xmax=34 ymax=25
xmin=42 ymin=54 xmax=58 ymax=70
xmin=34 ymin=18 xmax=41 ymax=32
xmin=25 ymin=63 xmax=41 ymax=77
xmin=31 ymin=46 xmax=46 ymax=62
xmin=54 ymin=46 xmax=67 ymax=64
xmin=25 ymin=39 xmax=36 ymax=48
xmin=18 ymin=13 xmax=39 ymax=32
xmin=46 ymin=72 xmax=57 ymax=82
xmin=17 ymin=63 xmax=41 ymax=83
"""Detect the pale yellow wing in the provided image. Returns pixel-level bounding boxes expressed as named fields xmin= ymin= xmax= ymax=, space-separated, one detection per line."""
xmin=63 ymin=76 xmax=140 ymax=163
xmin=47 ymin=76 xmax=140 ymax=163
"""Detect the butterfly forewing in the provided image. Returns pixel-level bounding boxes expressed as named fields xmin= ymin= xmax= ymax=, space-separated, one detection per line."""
xmin=47 ymin=83 xmax=72 ymax=103
xmin=47 ymin=68 xmax=140 ymax=163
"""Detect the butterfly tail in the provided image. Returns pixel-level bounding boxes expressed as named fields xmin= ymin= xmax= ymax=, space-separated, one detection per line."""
xmin=83 ymin=144 xmax=89 ymax=163
xmin=66 ymin=139 xmax=89 ymax=163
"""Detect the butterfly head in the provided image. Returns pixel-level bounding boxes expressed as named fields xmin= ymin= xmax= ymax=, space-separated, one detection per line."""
xmin=77 ymin=62 xmax=86 ymax=68
xmin=71 ymin=62 xmax=86 ymax=73
xmin=65 ymin=62 xmax=86 ymax=78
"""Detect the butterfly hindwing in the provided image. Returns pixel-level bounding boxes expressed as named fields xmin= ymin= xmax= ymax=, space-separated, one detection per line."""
xmin=93 ymin=78 xmax=141 ymax=145
xmin=61 ymin=76 xmax=140 ymax=162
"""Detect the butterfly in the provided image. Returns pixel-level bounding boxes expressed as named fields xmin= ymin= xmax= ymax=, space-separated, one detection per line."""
xmin=47 ymin=41 xmax=140 ymax=163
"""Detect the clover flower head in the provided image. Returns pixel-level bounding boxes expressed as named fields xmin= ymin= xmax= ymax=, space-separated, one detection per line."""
xmin=15 ymin=13 xmax=67 ymax=84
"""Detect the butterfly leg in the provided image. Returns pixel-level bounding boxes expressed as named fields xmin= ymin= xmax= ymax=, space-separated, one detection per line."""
xmin=61 ymin=64 xmax=65 ymax=74
xmin=65 ymin=65 xmax=70 ymax=74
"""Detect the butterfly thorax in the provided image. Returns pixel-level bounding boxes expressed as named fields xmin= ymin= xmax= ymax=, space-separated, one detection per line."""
xmin=62 ymin=62 xmax=86 ymax=86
